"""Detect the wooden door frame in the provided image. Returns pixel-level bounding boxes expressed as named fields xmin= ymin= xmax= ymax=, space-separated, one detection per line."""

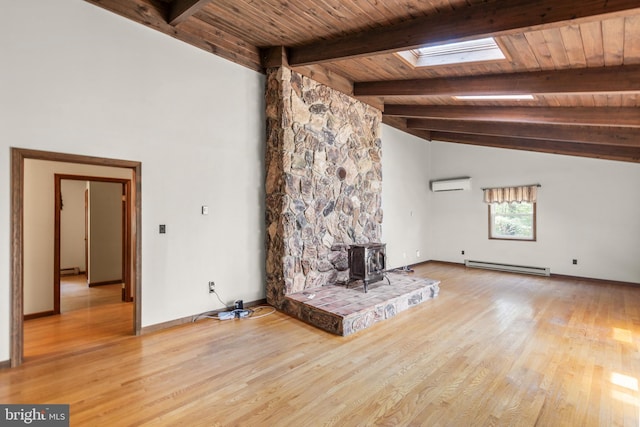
xmin=10 ymin=148 xmax=142 ymax=368
xmin=55 ymin=176 xmax=132 ymax=314
xmin=85 ymin=188 xmax=89 ymax=282
xmin=122 ymin=182 xmax=132 ymax=302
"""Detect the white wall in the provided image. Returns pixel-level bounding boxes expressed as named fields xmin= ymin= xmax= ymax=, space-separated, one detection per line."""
xmin=381 ymin=125 xmax=433 ymax=268
xmin=429 ymin=142 xmax=640 ymax=283
xmin=61 ymin=180 xmax=87 ymax=272
xmin=1 ymin=0 xmax=266 ymax=361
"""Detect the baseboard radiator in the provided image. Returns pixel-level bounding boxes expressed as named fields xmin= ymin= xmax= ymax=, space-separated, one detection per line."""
xmin=464 ymin=260 xmax=550 ymax=277
xmin=60 ymin=267 xmax=80 ymax=276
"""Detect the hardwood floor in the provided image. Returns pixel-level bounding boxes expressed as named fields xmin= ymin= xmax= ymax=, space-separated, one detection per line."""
xmin=24 ymin=274 xmax=133 ymax=362
xmin=2 ymin=263 xmax=639 ymax=426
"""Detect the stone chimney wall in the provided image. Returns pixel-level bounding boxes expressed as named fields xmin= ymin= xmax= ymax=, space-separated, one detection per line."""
xmin=265 ymin=67 xmax=382 ymax=308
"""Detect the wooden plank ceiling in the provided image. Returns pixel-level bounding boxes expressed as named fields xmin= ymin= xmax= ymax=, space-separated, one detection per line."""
xmin=84 ymin=0 xmax=640 ymax=162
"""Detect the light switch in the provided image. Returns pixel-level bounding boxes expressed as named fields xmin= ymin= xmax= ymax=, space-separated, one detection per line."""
xmin=202 ymin=206 xmax=209 ymax=215
xmin=159 ymin=224 xmax=166 ymax=234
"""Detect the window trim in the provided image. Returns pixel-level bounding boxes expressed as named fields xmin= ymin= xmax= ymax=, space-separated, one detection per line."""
xmin=488 ymin=202 xmax=537 ymax=242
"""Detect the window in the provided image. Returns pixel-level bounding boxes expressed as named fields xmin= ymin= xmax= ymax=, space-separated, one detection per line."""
xmin=397 ymin=37 xmax=506 ymax=68
xmin=489 ymin=202 xmax=536 ymax=241
xmin=453 ymin=94 xmax=535 ymax=101
xmin=483 ymin=184 xmax=539 ymax=241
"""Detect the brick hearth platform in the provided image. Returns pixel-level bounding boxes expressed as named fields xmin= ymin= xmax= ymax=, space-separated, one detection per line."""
xmin=283 ymin=272 xmax=440 ymax=336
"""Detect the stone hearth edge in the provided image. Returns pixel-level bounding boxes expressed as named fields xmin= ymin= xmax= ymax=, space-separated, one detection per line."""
xmin=284 ymin=272 xmax=440 ymax=336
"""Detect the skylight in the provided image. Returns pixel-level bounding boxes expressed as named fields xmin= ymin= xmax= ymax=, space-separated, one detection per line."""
xmin=453 ymin=94 xmax=535 ymax=101
xmin=397 ymin=37 xmax=506 ymax=68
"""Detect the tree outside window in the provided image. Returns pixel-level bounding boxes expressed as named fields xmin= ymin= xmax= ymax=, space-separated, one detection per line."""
xmin=489 ymin=202 xmax=536 ymax=241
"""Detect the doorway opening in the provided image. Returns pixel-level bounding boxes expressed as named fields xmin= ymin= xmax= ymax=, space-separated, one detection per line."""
xmin=10 ymin=148 xmax=141 ymax=368
xmin=55 ymin=176 xmax=133 ymax=313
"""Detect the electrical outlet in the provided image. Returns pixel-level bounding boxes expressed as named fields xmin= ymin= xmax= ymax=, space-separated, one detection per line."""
xmin=572 ymin=259 xmax=578 ymax=265
xmin=416 ymin=250 xmax=420 ymax=258
xmin=159 ymin=224 xmax=166 ymax=234
xmin=208 ymin=281 xmax=215 ymax=293
xmin=461 ymin=250 xmax=465 ymax=255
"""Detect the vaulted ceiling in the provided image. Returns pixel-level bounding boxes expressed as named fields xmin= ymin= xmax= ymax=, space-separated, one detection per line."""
xmin=85 ymin=0 xmax=640 ymax=162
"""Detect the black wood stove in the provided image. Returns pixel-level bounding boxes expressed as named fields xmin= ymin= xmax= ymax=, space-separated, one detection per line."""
xmin=348 ymin=243 xmax=387 ymax=292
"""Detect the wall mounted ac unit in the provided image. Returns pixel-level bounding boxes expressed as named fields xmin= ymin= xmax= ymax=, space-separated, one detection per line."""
xmin=431 ymin=177 xmax=471 ymax=192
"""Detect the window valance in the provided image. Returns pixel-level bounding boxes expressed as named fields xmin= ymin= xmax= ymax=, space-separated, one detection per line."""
xmin=483 ymin=184 xmax=539 ymax=204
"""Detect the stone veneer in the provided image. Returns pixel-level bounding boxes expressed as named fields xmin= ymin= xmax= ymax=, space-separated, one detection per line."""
xmin=265 ymin=67 xmax=383 ymax=309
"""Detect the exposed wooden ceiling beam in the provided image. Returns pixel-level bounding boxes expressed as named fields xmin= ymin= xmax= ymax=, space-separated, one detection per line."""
xmin=431 ymin=132 xmax=640 ymax=163
xmin=261 ymin=46 xmax=356 ymax=101
xmin=288 ymin=0 xmax=640 ymax=65
xmin=355 ymin=65 xmax=640 ymax=97
xmin=385 ymin=105 xmax=640 ymax=127
xmin=168 ymin=0 xmax=212 ymax=26
xmin=83 ymin=0 xmax=262 ymax=71
xmin=407 ymin=118 xmax=640 ymax=147
xmin=382 ymin=116 xmax=432 ymax=141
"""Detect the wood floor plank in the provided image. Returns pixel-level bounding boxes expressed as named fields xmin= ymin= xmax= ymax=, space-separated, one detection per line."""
xmin=2 ymin=263 xmax=640 ymax=425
